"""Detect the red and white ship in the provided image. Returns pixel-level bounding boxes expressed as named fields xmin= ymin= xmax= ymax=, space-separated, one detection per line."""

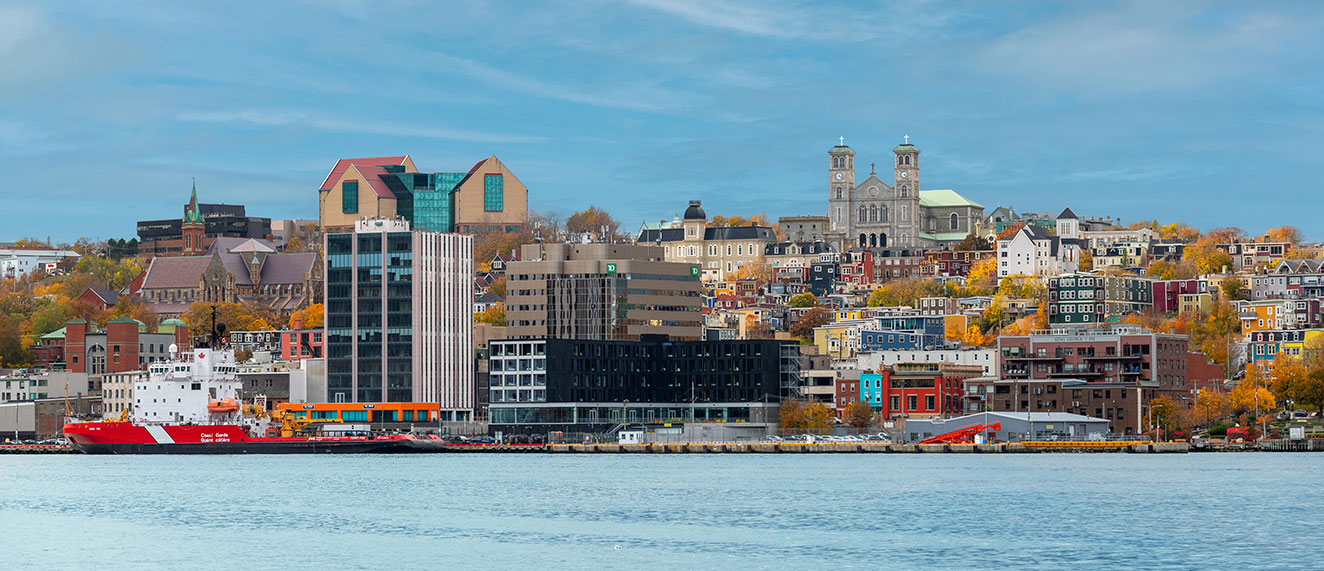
xmin=63 ymin=345 xmax=435 ymax=454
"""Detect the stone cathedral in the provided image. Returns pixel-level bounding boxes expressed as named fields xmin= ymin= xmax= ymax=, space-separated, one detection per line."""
xmin=824 ymin=137 xmax=984 ymax=251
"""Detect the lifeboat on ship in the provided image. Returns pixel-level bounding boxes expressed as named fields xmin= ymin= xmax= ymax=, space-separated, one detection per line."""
xmin=207 ymin=398 xmax=239 ymax=413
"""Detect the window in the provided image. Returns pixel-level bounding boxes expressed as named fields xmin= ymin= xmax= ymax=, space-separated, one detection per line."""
xmin=950 ymin=213 xmax=959 ymax=230
xmin=342 ymin=181 xmax=358 ymax=213
xmin=484 ymin=174 xmax=504 ymax=211
xmin=859 ymin=206 xmax=867 ymax=222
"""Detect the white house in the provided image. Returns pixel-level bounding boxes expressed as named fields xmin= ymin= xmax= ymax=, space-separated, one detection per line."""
xmin=996 ymin=208 xmax=1083 ymax=278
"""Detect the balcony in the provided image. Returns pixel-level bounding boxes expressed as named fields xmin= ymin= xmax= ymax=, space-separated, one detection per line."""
xmin=1047 ymin=369 xmax=1104 ymax=377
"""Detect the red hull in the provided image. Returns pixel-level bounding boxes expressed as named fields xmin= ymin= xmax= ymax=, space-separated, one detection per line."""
xmin=62 ymin=421 xmax=424 ymax=454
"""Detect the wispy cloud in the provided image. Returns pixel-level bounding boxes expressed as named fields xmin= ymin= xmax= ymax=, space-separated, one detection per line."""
xmin=177 ymin=110 xmax=547 ymax=144
xmin=623 ymin=0 xmax=960 ymax=42
xmin=422 ymin=51 xmax=701 ymax=114
xmin=976 ymin=3 xmax=1312 ymax=93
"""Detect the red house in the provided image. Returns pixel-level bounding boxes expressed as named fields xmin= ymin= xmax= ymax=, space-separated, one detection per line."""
xmin=1151 ymin=279 xmax=1199 ymax=314
xmin=874 ymin=363 xmax=982 ymax=420
xmin=280 ymin=329 xmax=324 ymax=360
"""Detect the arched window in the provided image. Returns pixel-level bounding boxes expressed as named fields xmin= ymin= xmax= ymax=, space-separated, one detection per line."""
xmin=950 ymin=213 xmax=959 ymax=231
xmin=900 ymin=206 xmax=908 ymax=222
xmin=858 ymin=206 xmax=867 ymax=222
xmin=869 ymin=205 xmax=878 ymax=222
xmin=879 ymin=233 xmax=887 ymax=247
xmin=859 ymin=234 xmax=866 ymax=248
xmin=835 ymin=185 xmax=843 ymax=199
xmin=905 ymin=156 xmax=912 ymax=166
xmin=899 ymin=184 xmax=908 ymax=198
xmin=880 ymin=206 xmax=889 ymax=222
xmin=869 ymin=234 xmax=877 ymax=248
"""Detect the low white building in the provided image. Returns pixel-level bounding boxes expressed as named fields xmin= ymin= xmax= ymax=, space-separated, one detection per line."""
xmin=0 ymin=247 xmax=79 ymax=280
xmin=855 ymin=348 xmax=998 ymax=376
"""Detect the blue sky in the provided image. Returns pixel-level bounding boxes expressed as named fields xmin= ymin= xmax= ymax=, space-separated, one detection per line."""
xmin=2 ymin=1 xmax=1322 ymax=243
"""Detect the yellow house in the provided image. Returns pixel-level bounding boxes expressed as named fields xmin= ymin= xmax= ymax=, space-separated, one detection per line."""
xmin=835 ymin=308 xmax=864 ymax=322
xmin=813 ymin=320 xmax=873 ymax=357
xmin=1178 ymin=292 xmax=1211 ymax=316
xmin=1279 ymin=330 xmax=1324 ymax=359
xmin=943 ymin=314 xmax=969 ymax=341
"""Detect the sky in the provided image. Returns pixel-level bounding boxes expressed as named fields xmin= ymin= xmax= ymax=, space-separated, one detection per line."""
xmin=2 ymin=0 xmax=1322 ymax=243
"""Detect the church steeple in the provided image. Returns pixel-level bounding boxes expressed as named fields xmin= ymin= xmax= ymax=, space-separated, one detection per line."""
xmin=181 ymin=179 xmax=206 ymax=255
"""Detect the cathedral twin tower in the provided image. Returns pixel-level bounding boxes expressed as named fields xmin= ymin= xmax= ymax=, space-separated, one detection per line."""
xmin=826 ymin=138 xmax=922 ymax=250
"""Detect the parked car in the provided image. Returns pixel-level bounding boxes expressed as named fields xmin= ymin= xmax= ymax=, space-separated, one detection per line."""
xmin=762 ymin=435 xmax=783 ymax=442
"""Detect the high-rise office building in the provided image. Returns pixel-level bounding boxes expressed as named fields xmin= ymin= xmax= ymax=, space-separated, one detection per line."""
xmin=324 ymin=217 xmax=474 ymax=420
xmin=506 ymin=243 xmax=703 ymax=341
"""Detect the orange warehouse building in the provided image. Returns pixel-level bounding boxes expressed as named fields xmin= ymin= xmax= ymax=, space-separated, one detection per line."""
xmin=276 ymin=402 xmax=441 ymax=423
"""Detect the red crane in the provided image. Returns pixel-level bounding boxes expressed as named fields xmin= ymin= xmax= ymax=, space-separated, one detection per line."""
xmin=918 ymin=422 xmax=1001 ymax=445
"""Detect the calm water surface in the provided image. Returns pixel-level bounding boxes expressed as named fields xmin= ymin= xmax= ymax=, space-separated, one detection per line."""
xmin=2 ymin=453 xmax=1321 ymax=569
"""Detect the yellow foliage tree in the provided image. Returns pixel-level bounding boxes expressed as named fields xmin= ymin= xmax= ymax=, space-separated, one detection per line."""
xmin=287 ymin=303 xmax=325 ymax=329
xmin=475 ymin=303 xmax=507 ymax=327
xmin=961 ymin=257 xmax=998 ymax=297
xmin=1230 ymin=375 xmax=1277 ymax=415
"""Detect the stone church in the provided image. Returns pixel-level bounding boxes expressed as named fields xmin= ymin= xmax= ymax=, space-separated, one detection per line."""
xmin=824 ymin=138 xmax=983 ymax=251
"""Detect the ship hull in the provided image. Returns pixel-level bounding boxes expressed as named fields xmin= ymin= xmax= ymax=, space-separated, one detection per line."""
xmin=63 ymin=421 xmax=439 ymax=455
xmin=72 ymin=440 xmax=425 ymax=455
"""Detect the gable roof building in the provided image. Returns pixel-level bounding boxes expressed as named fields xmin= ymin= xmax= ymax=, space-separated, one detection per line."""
xmin=138 ymin=238 xmax=320 ymax=318
xmin=318 ymin=155 xmax=527 ymax=234
xmin=634 ymin=200 xmax=777 ymax=282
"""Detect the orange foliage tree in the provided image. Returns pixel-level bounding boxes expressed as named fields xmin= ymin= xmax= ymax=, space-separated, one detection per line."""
xmin=287 ymin=303 xmax=325 ymax=329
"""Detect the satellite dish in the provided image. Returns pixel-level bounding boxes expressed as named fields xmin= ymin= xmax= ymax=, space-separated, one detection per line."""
xmin=168 ymin=343 xmax=178 ymax=354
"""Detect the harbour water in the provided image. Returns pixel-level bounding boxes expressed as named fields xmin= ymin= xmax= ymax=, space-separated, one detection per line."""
xmin=3 ymin=454 xmax=1321 ymax=569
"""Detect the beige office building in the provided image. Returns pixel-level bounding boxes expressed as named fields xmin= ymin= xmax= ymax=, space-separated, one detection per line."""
xmin=506 ymin=243 xmax=703 ymax=341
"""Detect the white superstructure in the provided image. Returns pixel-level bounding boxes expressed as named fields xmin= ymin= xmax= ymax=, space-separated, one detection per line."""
xmin=134 ymin=347 xmax=241 ymax=424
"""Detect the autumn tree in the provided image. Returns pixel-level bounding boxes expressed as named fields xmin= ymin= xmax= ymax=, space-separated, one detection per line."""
xmin=1184 ymin=228 xmax=1242 ymax=274
xmin=778 ymin=399 xmax=807 ymax=431
xmin=708 ymin=214 xmax=768 ymax=228
xmin=1146 ymin=396 xmax=1180 ymax=438
xmin=1264 ymin=226 xmax=1303 ymax=246
xmin=109 ymin=296 xmax=159 ymax=331
xmin=1230 ymin=374 xmax=1276 ymax=416
xmin=843 ymin=402 xmax=875 ymax=429
xmin=787 ymin=293 xmax=817 ymax=308
xmin=1146 ymin=259 xmax=1199 ymax=281
xmin=565 ymin=206 xmax=626 ymax=242
xmin=287 ymin=303 xmax=325 ymax=329
xmin=803 ymin=402 xmax=835 ymax=432
xmin=1220 ymin=276 xmax=1247 ymax=301
xmin=961 ymin=257 xmax=998 ymax=297
xmin=476 ymin=303 xmax=507 ymax=327
xmin=729 ymin=256 xmax=773 ymax=288
xmin=789 ymin=306 xmax=832 ymax=341
xmin=952 ymin=233 xmax=991 ymax=252
xmin=182 ymin=301 xmax=277 ymax=337
xmin=868 ymin=278 xmax=943 ymax=307
xmin=1079 ymin=251 xmax=1094 ymax=272
xmin=473 ymin=227 xmax=533 ymax=265
xmin=998 ymin=274 xmax=1044 ymax=299
xmin=488 ymin=276 xmax=507 ymax=298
